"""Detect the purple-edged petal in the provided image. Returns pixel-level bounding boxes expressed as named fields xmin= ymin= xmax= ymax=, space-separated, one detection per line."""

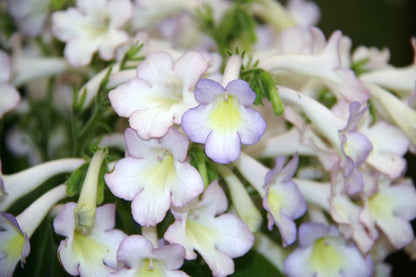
xmin=105 ymin=157 xmax=146 ymax=200
xmin=124 ymin=128 xmax=163 ymax=158
xmin=225 ymin=79 xmax=256 ymax=105
xmin=109 ymin=79 xmax=152 ymax=118
xmin=181 ymin=105 xmax=213 ymax=143
xmin=0 ymin=84 xmax=21 ymax=119
xmin=160 ymin=127 xmax=189 ymax=162
xmin=205 ymin=131 xmax=241 ymax=164
xmin=152 ymin=243 xmax=186 ymax=270
xmin=0 ymin=51 xmax=11 ymax=82
xmin=195 ymin=180 xmax=228 ymax=217
xmin=131 ymin=182 xmax=171 ymax=226
xmin=117 ymin=235 xmax=154 ymax=267
xmin=53 ymin=202 xmax=76 ymax=237
xmin=238 ymin=108 xmax=266 ymax=145
xmin=136 ymin=52 xmax=174 ymax=86
xmin=170 ymin=162 xmax=203 ymax=207
xmin=92 ymin=203 xmax=116 ymax=231
xmin=194 ymin=79 xmax=225 ymax=104
xmin=174 ymin=52 xmax=209 ymax=91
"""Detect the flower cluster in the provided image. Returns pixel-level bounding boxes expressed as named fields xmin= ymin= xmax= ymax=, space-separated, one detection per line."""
xmin=1 ymin=0 xmax=415 ymax=276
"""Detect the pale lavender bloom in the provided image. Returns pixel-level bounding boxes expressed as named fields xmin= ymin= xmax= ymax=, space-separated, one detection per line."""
xmin=259 ymin=29 xmax=369 ymax=103
xmin=54 ymin=203 xmax=127 ymax=277
xmin=360 ymin=176 xmax=416 ymax=250
xmin=181 ymin=79 xmax=266 ymax=164
xmin=284 ymin=222 xmax=373 ymax=277
xmin=105 ymin=127 xmax=203 ymax=226
xmin=51 ymin=0 xmax=132 ymax=67
xmin=110 ymin=235 xmax=188 ymax=277
xmin=164 ymin=181 xmax=254 ymax=277
xmin=1 ymin=185 xmax=66 ymax=277
xmin=263 ymin=155 xmax=307 ymax=246
xmin=0 ymin=50 xmax=20 ymax=119
xmin=0 ymin=212 xmax=30 ymax=277
xmin=286 ymin=0 xmax=320 ymax=27
xmin=109 ymin=51 xmax=208 ymax=139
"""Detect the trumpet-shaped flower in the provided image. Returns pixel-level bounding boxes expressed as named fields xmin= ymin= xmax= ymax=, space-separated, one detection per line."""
xmin=0 ymin=158 xmax=84 ymax=211
xmin=110 ymin=235 xmax=188 ymax=277
xmin=259 ymin=29 xmax=369 ymax=103
xmin=105 ymin=127 xmax=203 ymax=226
xmin=0 ymin=212 xmax=30 ymax=277
xmin=164 ymin=181 xmax=254 ymax=277
xmin=54 ymin=203 xmax=127 ymax=277
xmin=1 ymin=185 xmax=67 ymax=277
xmin=0 ymin=50 xmax=20 ymax=119
xmin=109 ymin=51 xmax=208 ymax=139
xmin=181 ymin=79 xmax=266 ymax=164
xmin=263 ymin=155 xmax=307 ymax=246
xmin=284 ymin=222 xmax=373 ymax=277
xmin=360 ymin=176 xmax=416 ymax=249
xmin=51 ymin=0 xmax=132 ymax=67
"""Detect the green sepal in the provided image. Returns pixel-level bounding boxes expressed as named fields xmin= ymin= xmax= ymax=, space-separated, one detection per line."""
xmin=240 ymin=67 xmax=284 ymax=115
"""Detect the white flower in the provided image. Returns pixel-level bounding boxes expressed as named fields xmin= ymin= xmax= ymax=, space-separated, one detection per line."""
xmin=52 ymin=0 xmax=132 ymax=67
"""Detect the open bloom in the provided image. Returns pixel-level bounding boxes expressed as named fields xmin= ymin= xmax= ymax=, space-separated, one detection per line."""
xmin=54 ymin=203 xmax=127 ymax=276
xmin=0 ymin=50 xmax=20 ymax=119
xmin=1 ymin=185 xmax=66 ymax=277
xmin=164 ymin=181 xmax=254 ymax=277
xmin=105 ymin=127 xmax=203 ymax=226
xmin=51 ymin=0 xmax=132 ymax=67
xmin=263 ymin=155 xmax=307 ymax=246
xmin=110 ymin=235 xmax=188 ymax=277
xmin=181 ymin=78 xmax=266 ymax=164
xmin=109 ymin=51 xmax=208 ymax=139
xmin=284 ymin=222 xmax=373 ymax=277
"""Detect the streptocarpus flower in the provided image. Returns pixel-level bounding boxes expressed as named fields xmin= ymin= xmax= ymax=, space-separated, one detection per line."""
xmin=0 ymin=50 xmax=20 ymax=119
xmin=164 ymin=180 xmax=254 ymax=277
xmin=0 ymin=158 xmax=84 ymax=211
xmin=181 ymin=78 xmax=266 ymax=164
xmin=51 ymin=0 xmax=132 ymax=67
xmin=263 ymin=155 xmax=307 ymax=246
xmin=110 ymin=235 xmax=188 ymax=277
xmin=105 ymin=127 xmax=203 ymax=226
xmin=360 ymin=176 xmax=416 ymax=249
xmin=1 ymin=185 xmax=67 ymax=277
xmin=284 ymin=222 xmax=373 ymax=277
xmin=54 ymin=203 xmax=127 ymax=276
xmin=109 ymin=51 xmax=208 ymax=139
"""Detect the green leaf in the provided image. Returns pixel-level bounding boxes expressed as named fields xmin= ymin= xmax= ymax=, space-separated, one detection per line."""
xmin=317 ymin=88 xmax=337 ymax=108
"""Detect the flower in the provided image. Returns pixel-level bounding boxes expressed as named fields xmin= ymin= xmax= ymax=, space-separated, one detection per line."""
xmin=0 ymin=50 xmax=20 ymax=119
xmin=109 ymin=51 xmax=208 ymax=139
xmin=1 ymin=185 xmax=67 ymax=277
xmin=54 ymin=203 xmax=127 ymax=276
xmin=51 ymin=0 xmax=132 ymax=67
xmin=263 ymin=155 xmax=307 ymax=246
xmin=164 ymin=180 xmax=254 ymax=277
xmin=110 ymin=235 xmax=188 ymax=277
xmin=7 ymin=0 xmax=50 ymax=37
xmin=105 ymin=127 xmax=203 ymax=226
xmin=181 ymin=78 xmax=266 ymax=164
xmin=0 ymin=158 xmax=84 ymax=211
xmin=284 ymin=222 xmax=373 ymax=277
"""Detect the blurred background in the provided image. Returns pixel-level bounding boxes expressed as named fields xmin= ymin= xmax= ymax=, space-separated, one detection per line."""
xmin=313 ymin=0 xmax=416 ymax=275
